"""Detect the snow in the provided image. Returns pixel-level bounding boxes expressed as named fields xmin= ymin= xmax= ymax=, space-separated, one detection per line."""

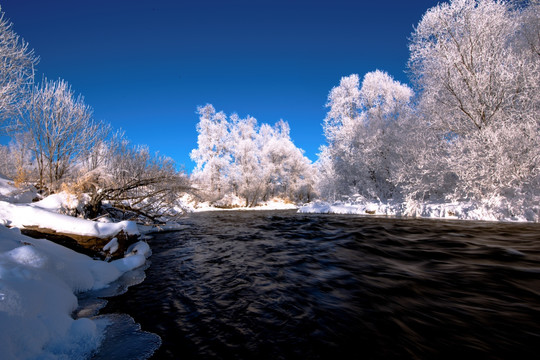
xmin=0 ymin=179 xmax=152 ymax=359
xmin=111 ymin=254 xmax=147 ymax=273
xmin=103 ymin=238 xmax=119 ymax=254
xmin=193 ymin=197 xmax=298 ymax=212
xmin=31 ymin=191 xmax=89 ymax=215
xmin=125 ymin=241 xmax=151 ymax=259
xmin=0 ymin=224 xmax=151 ymax=359
xmin=0 ymin=200 xmax=140 ymax=238
xmin=298 ymin=200 xmax=533 ymax=222
xmin=0 ymin=175 xmax=37 ymax=204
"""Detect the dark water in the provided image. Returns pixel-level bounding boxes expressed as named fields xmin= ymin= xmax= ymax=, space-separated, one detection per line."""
xmin=102 ymin=211 xmax=540 ymax=359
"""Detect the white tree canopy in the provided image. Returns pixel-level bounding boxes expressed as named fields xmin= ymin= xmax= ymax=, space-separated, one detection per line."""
xmin=190 ymin=105 xmax=315 ymax=206
xmin=319 ymin=70 xmax=414 ymax=202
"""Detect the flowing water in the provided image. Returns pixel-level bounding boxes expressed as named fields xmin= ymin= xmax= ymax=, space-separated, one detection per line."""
xmin=102 ymin=210 xmax=540 ymax=359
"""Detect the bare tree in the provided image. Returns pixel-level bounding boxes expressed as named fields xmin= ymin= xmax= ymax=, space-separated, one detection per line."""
xmin=81 ymin=132 xmax=191 ymax=222
xmin=0 ymin=7 xmax=37 ymax=125
xmin=21 ymin=78 xmax=106 ymax=192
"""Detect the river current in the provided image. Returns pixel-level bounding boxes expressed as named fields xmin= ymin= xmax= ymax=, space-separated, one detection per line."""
xmin=102 ymin=210 xmax=540 ymax=359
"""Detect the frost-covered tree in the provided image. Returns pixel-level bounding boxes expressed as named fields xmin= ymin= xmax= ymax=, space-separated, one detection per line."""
xmin=321 ymin=74 xmax=363 ymax=197
xmin=314 ymin=145 xmax=339 ymax=201
xmin=190 ymin=104 xmax=231 ymax=199
xmin=20 ymin=78 xmax=105 ymax=192
xmin=319 ymin=71 xmax=414 ymax=202
xmin=408 ymin=0 xmax=540 ymax=205
xmin=0 ymin=132 xmax=35 ymax=183
xmin=410 ymin=0 xmax=525 ymax=134
xmin=0 ymin=7 xmax=37 ymax=124
xmin=190 ymin=105 xmax=315 ymax=207
xmin=228 ymin=113 xmax=263 ymax=206
xmin=521 ymin=0 xmax=540 ymax=58
xmin=358 ymin=70 xmax=414 ymax=200
xmin=259 ymin=120 xmax=315 ymax=203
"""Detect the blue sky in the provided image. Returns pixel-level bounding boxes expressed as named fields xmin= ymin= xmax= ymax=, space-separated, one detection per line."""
xmin=1 ymin=0 xmax=439 ymax=172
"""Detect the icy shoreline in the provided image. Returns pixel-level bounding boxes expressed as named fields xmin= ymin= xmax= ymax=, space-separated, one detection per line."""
xmin=0 ymin=178 xmax=156 ymax=359
xmin=0 ymin=225 xmax=152 ymax=359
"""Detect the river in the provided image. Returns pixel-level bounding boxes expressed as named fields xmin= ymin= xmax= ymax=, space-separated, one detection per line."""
xmin=101 ymin=210 xmax=540 ymax=359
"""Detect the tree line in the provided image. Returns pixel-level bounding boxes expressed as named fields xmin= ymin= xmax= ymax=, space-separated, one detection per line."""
xmin=315 ymin=0 xmax=539 ymax=219
xmin=1 ymin=0 xmax=539 ymax=218
xmin=191 ymin=0 xmax=539 ymax=217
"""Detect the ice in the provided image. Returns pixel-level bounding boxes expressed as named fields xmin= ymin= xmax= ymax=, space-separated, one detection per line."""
xmin=91 ymin=314 xmax=161 ymax=360
xmin=0 ymin=223 xmax=150 ymax=360
xmin=43 ymin=317 xmax=104 ymax=360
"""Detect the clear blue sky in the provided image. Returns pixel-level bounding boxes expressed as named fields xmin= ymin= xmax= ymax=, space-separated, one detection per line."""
xmin=1 ymin=0 xmax=439 ymax=172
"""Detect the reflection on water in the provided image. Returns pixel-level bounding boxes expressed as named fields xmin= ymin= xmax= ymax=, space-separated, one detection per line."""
xmin=102 ymin=211 xmax=540 ymax=359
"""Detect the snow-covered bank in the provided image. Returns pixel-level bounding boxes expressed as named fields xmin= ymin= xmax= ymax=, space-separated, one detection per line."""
xmin=0 ymin=176 xmax=37 ymax=204
xmin=191 ymin=197 xmax=298 ymax=212
xmin=0 ymin=225 xmax=151 ymax=359
xmin=0 ymin=200 xmax=139 ymax=239
xmin=0 ymin=177 xmax=155 ymax=359
xmin=299 ymin=200 xmax=539 ymax=222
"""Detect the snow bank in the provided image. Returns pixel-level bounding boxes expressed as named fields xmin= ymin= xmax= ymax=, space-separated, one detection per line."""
xmin=193 ymin=197 xmax=298 ymax=212
xmin=137 ymin=222 xmax=189 ymax=235
xmin=0 ymin=176 xmax=37 ymax=204
xmin=0 ymin=200 xmax=139 ymax=238
xmin=0 ymin=225 xmax=149 ymax=359
xmin=299 ymin=200 xmax=536 ymax=222
xmin=31 ymin=191 xmax=87 ymax=215
xmin=299 ymin=201 xmax=389 ymax=216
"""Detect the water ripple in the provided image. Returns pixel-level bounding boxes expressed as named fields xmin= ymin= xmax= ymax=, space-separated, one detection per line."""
xmin=102 ymin=211 xmax=540 ymax=359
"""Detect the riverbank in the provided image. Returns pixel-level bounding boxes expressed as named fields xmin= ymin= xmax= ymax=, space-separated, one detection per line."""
xmin=189 ymin=197 xmax=299 ymax=212
xmin=0 ymin=177 xmax=154 ymax=359
xmin=299 ymin=199 xmax=539 ymax=222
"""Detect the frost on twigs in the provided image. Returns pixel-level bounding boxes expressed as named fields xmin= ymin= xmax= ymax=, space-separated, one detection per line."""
xmin=314 ymin=0 xmax=540 ymax=221
xmin=190 ymin=104 xmax=316 ymax=208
